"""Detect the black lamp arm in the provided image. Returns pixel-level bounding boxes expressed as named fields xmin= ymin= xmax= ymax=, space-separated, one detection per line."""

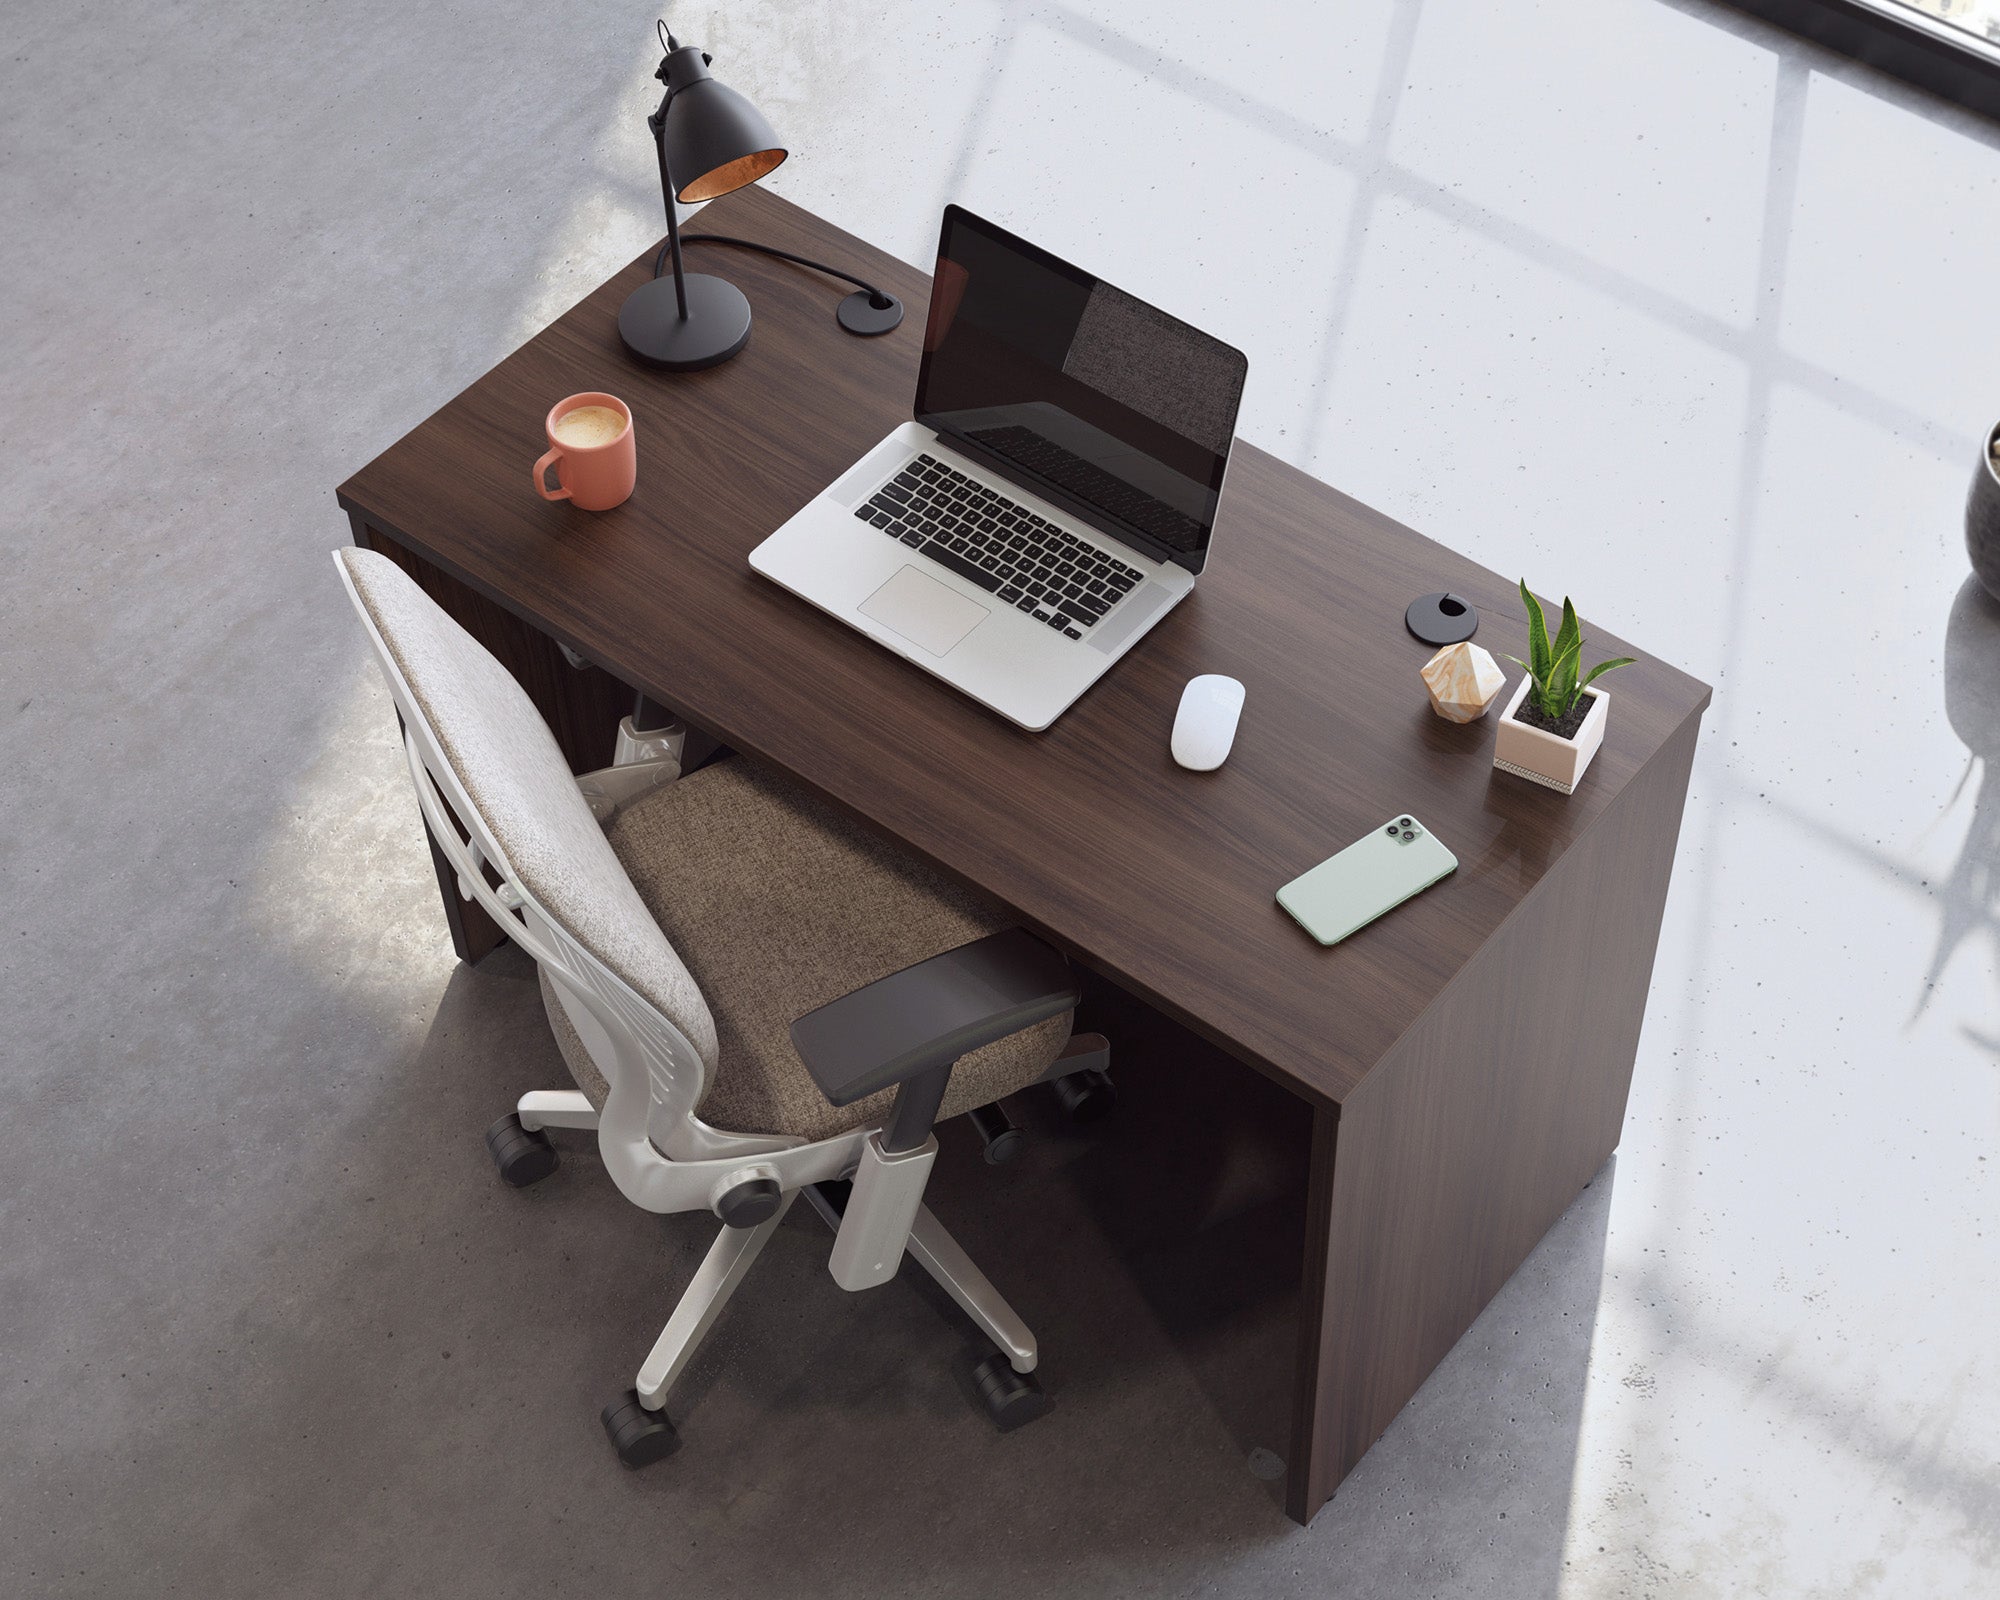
xmin=647 ymin=87 xmax=690 ymax=322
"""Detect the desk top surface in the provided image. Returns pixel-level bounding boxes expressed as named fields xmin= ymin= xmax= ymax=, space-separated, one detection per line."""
xmin=339 ymin=187 xmax=1710 ymax=1108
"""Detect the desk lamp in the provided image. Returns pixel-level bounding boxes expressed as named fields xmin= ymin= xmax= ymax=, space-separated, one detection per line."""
xmin=619 ymin=21 xmax=904 ymax=371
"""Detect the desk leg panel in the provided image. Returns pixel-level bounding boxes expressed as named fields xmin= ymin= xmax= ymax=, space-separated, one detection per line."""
xmin=1288 ymin=713 xmax=1701 ymax=1522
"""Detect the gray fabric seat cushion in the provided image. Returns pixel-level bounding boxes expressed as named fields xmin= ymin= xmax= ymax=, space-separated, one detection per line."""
xmin=541 ymin=758 xmax=1071 ymax=1143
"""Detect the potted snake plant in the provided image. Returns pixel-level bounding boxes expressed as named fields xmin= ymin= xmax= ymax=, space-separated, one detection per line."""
xmin=1492 ymin=581 xmax=1634 ymax=794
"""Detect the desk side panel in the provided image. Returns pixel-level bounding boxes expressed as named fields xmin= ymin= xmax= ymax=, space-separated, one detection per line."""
xmin=1289 ymin=712 xmax=1701 ymax=1520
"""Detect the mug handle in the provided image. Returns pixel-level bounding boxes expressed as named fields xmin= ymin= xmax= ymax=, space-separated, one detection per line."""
xmin=534 ymin=447 xmax=570 ymax=501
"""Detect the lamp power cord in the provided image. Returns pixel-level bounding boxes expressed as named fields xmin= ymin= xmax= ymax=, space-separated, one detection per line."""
xmin=652 ymin=233 xmax=902 ymax=322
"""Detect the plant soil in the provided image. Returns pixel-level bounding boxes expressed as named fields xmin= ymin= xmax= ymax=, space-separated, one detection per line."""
xmin=1513 ymin=693 xmax=1594 ymax=740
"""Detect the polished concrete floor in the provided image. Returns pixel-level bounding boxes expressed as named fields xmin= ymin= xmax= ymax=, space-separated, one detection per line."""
xmin=4 ymin=1 xmax=1997 ymax=1595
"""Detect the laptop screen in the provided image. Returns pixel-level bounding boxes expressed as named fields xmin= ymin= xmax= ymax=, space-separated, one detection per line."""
xmin=914 ymin=206 xmax=1248 ymax=575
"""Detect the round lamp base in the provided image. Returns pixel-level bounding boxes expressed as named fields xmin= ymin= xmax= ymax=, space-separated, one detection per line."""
xmin=618 ymin=274 xmax=751 ymax=371
xmin=837 ymin=289 xmax=904 ymax=337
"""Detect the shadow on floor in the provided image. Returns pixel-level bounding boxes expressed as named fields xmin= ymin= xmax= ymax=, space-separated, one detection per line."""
xmin=1922 ymin=575 xmax=2000 ymax=1044
xmin=20 ymin=928 xmax=1613 ymax=1597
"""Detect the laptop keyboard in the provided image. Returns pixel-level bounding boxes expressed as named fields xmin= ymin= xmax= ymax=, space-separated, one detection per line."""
xmin=965 ymin=424 xmax=1208 ymax=550
xmin=855 ymin=454 xmax=1143 ymax=638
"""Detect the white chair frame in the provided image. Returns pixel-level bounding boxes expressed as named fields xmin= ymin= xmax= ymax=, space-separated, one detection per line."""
xmin=338 ymin=558 xmax=1038 ymax=1428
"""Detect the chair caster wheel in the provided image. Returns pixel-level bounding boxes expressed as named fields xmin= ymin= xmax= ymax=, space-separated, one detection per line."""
xmin=968 ymin=1102 xmax=1025 ymax=1165
xmin=971 ymin=1353 xmax=1049 ymax=1433
xmin=1051 ymin=1066 xmax=1116 ymax=1124
xmin=601 ymin=1389 xmax=680 ymax=1467
xmin=484 ymin=1113 xmax=558 ymax=1187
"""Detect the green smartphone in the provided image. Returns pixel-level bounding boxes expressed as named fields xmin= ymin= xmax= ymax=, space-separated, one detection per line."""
xmin=1276 ymin=815 xmax=1458 ymax=946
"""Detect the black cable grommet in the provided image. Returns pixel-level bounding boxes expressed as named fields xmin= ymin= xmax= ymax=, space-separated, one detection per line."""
xmin=1405 ymin=591 xmax=1479 ymax=646
xmin=837 ymin=289 xmax=903 ymax=336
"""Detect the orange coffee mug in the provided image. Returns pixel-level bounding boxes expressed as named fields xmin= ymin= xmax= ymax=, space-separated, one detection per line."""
xmin=534 ymin=392 xmax=636 ymax=511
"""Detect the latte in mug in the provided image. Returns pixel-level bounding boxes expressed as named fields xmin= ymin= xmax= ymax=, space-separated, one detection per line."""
xmin=535 ymin=392 xmax=637 ymax=511
xmin=551 ymin=404 xmax=627 ymax=449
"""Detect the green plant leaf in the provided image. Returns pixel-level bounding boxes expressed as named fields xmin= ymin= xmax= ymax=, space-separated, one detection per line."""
xmin=1504 ymin=655 xmax=1546 ymax=713
xmin=1546 ymin=639 xmax=1581 ymax=718
xmin=1551 ymin=598 xmax=1580 ymax=678
xmin=1518 ymin=579 xmax=1551 ymax=682
xmin=1579 ymin=655 xmax=1636 ymax=693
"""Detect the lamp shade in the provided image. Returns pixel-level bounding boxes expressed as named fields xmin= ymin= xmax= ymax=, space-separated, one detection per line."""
xmin=661 ymin=46 xmax=787 ymax=203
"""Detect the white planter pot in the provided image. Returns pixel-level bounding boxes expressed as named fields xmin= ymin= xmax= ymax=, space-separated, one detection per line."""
xmin=1492 ymin=678 xmax=1607 ymax=794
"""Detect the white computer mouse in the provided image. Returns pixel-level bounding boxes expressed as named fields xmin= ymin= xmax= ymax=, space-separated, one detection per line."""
xmin=1171 ymin=674 xmax=1246 ymax=771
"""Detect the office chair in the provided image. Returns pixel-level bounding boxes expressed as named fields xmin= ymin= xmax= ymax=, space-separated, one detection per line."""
xmin=333 ymin=548 xmax=1114 ymax=1466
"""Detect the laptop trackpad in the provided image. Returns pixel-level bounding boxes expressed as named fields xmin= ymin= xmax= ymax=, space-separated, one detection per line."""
xmin=858 ymin=565 xmax=989 ymax=655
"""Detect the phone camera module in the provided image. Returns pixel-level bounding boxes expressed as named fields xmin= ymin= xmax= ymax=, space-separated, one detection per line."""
xmin=1400 ymin=830 xmax=1415 ymax=842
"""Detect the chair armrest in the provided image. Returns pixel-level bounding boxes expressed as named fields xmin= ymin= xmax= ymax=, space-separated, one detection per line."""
xmin=790 ymin=928 xmax=1078 ymax=1111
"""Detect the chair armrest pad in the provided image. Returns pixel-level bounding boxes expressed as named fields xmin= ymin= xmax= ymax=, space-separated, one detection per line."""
xmin=790 ymin=929 xmax=1078 ymax=1107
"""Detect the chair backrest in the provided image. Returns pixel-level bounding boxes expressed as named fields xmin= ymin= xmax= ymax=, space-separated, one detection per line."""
xmin=333 ymin=547 xmax=718 ymax=1137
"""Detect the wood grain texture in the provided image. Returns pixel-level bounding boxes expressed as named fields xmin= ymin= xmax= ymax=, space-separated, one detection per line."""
xmin=337 ymin=185 xmax=1711 ymax=1110
xmin=1289 ymin=713 xmax=1702 ymax=1518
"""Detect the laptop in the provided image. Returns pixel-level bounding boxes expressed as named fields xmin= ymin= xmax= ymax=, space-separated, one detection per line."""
xmin=749 ymin=205 xmax=1249 ymax=731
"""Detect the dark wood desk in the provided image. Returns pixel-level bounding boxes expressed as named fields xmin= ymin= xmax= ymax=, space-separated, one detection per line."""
xmin=337 ymin=186 xmax=1709 ymax=1523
